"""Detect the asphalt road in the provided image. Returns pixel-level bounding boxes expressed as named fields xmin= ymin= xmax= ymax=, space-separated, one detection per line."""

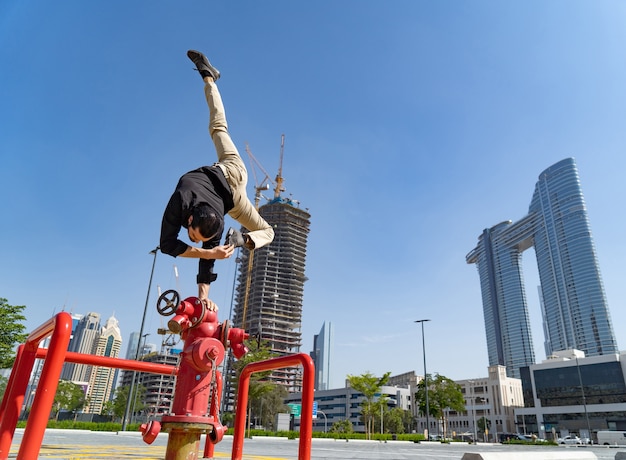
xmin=7 ymin=429 xmax=626 ymax=459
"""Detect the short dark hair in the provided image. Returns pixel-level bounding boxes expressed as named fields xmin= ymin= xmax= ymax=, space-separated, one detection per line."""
xmin=191 ymin=204 xmax=223 ymax=239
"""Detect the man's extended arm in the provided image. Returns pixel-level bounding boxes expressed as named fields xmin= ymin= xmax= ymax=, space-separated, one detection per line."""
xmin=177 ymin=245 xmax=233 ymax=260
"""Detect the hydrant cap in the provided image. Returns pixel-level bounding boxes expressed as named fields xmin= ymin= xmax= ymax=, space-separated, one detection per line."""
xmin=168 ymin=318 xmax=183 ymax=334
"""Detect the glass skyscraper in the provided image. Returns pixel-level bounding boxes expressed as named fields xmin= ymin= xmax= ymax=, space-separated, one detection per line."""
xmin=467 ymin=158 xmax=617 ymax=378
xmin=311 ymin=321 xmax=333 ymax=391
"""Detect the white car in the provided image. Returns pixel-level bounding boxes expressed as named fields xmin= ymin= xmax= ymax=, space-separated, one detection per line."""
xmin=558 ymin=435 xmax=582 ymax=445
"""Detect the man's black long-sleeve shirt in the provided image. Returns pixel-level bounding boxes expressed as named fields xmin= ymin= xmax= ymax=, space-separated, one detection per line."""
xmin=160 ymin=165 xmax=234 ymax=284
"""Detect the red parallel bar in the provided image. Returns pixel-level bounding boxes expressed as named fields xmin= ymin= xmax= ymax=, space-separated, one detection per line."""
xmin=232 ymin=353 xmax=315 ymax=460
xmin=35 ymin=349 xmax=179 ymax=375
xmin=0 ymin=345 xmax=25 ymax=427
xmin=0 ymin=344 xmax=30 ymax=459
xmin=0 ymin=312 xmax=73 ymax=460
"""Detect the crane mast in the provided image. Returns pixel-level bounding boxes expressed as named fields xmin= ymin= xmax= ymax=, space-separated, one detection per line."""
xmin=273 ymin=134 xmax=285 ymax=199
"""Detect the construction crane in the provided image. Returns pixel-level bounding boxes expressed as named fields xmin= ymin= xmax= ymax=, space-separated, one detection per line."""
xmin=273 ymin=134 xmax=286 ymax=199
xmin=245 ymin=143 xmax=271 ymax=208
xmin=245 ymin=135 xmax=286 ymax=205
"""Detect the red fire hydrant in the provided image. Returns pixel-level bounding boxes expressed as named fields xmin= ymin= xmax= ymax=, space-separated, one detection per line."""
xmin=140 ymin=290 xmax=249 ymax=460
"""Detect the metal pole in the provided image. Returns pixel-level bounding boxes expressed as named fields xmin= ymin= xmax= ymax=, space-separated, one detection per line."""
xmin=381 ymin=399 xmax=383 ymax=435
xmin=415 ymin=319 xmax=430 ymax=440
xmin=122 ymin=246 xmax=159 ymax=431
xmin=318 ymin=409 xmax=328 ymax=433
xmin=472 ymin=395 xmax=477 ymax=443
xmin=575 ymin=355 xmax=592 ymax=443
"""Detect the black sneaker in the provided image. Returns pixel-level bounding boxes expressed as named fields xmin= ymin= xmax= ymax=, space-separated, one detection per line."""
xmin=186 ymin=50 xmax=220 ymax=81
xmin=225 ymin=227 xmax=245 ymax=248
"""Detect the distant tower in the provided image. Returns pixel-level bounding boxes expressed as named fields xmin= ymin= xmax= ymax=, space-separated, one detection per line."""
xmin=310 ymin=322 xmax=333 ymax=390
xmin=126 ymin=331 xmax=141 ymax=359
xmin=61 ymin=312 xmax=100 ymax=382
xmin=58 ymin=312 xmax=83 ymax=381
xmin=84 ymin=315 xmax=122 ymax=414
xmin=467 ymin=158 xmax=617 ymax=378
xmin=231 ymin=137 xmax=310 ymax=392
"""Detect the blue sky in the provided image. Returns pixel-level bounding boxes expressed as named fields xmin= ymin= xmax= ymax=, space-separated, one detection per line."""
xmin=1 ymin=1 xmax=626 ymax=387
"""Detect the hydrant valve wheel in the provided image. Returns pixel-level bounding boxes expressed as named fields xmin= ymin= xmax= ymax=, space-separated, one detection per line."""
xmin=157 ymin=289 xmax=180 ymax=316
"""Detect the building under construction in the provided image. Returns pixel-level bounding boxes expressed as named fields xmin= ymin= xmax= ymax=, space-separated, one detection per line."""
xmin=229 ymin=138 xmax=310 ymax=395
xmin=119 ymin=328 xmax=182 ymax=422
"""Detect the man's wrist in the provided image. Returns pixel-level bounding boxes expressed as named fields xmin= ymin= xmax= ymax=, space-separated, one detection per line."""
xmin=198 ymin=283 xmax=209 ymax=299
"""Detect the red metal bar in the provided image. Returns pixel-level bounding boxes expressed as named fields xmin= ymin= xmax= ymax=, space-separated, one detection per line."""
xmin=0 ymin=312 xmax=73 ymax=460
xmin=0 ymin=344 xmax=32 ymax=459
xmin=35 ymin=349 xmax=178 ymax=375
xmin=0 ymin=345 xmax=25 ymax=425
xmin=17 ymin=313 xmax=73 ymax=460
xmin=231 ymin=353 xmax=315 ymax=460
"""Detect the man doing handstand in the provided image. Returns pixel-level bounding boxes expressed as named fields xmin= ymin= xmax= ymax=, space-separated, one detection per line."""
xmin=160 ymin=50 xmax=274 ymax=309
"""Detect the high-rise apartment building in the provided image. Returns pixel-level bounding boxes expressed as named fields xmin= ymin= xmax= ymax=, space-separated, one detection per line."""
xmin=310 ymin=322 xmax=333 ymax=391
xmin=467 ymin=158 xmax=617 ymax=378
xmin=232 ymin=195 xmax=310 ymax=391
xmin=61 ymin=312 xmax=101 ymax=382
xmin=84 ymin=315 xmax=122 ymax=414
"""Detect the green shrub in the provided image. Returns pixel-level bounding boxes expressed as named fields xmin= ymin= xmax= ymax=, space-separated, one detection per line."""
xmin=13 ymin=420 xmax=427 ymax=444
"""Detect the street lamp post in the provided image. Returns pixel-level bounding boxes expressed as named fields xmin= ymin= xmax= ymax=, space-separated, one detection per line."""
xmin=122 ymin=246 xmax=159 ymax=431
xmin=471 ymin=392 xmax=477 ymax=444
xmin=468 ymin=381 xmax=477 ymax=444
xmin=415 ymin=319 xmax=431 ymax=440
xmin=575 ymin=355 xmax=592 ymax=443
xmin=317 ymin=409 xmax=328 ymax=433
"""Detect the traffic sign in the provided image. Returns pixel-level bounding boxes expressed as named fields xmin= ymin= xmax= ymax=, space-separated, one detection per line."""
xmin=287 ymin=403 xmax=301 ymax=417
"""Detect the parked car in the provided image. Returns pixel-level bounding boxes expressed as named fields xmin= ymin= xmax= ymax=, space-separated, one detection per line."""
xmin=499 ymin=433 xmax=538 ymax=443
xmin=558 ymin=435 xmax=582 ymax=445
xmin=515 ymin=434 xmax=533 ymax=441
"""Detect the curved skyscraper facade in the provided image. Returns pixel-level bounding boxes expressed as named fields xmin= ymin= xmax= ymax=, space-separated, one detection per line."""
xmin=467 ymin=158 xmax=617 ymax=378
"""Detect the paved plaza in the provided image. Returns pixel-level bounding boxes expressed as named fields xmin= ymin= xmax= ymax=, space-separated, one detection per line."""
xmin=7 ymin=429 xmax=626 ymax=459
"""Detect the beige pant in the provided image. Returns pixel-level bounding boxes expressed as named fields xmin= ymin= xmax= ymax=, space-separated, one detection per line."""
xmin=204 ymin=81 xmax=274 ymax=249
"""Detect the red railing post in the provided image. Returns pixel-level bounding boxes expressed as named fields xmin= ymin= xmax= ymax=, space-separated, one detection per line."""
xmin=0 ymin=312 xmax=72 ymax=460
xmin=17 ymin=313 xmax=73 ymax=460
xmin=231 ymin=353 xmax=315 ymax=460
xmin=0 ymin=344 xmax=32 ymax=459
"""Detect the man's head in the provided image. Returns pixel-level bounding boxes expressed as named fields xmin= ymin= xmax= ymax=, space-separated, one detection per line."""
xmin=188 ymin=204 xmax=223 ymax=243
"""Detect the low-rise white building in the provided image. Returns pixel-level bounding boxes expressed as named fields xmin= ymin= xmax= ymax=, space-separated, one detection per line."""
xmin=284 ymin=366 xmax=523 ymax=437
xmin=411 ymin=365 xmax=523 ymax=440
xmin=514 ymin=349 xmax=626 ymax=442
xmin=284 ymin=382 xmax=412 ymax=433
xmin=447 ymin=366 xmax=524 ymax=441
